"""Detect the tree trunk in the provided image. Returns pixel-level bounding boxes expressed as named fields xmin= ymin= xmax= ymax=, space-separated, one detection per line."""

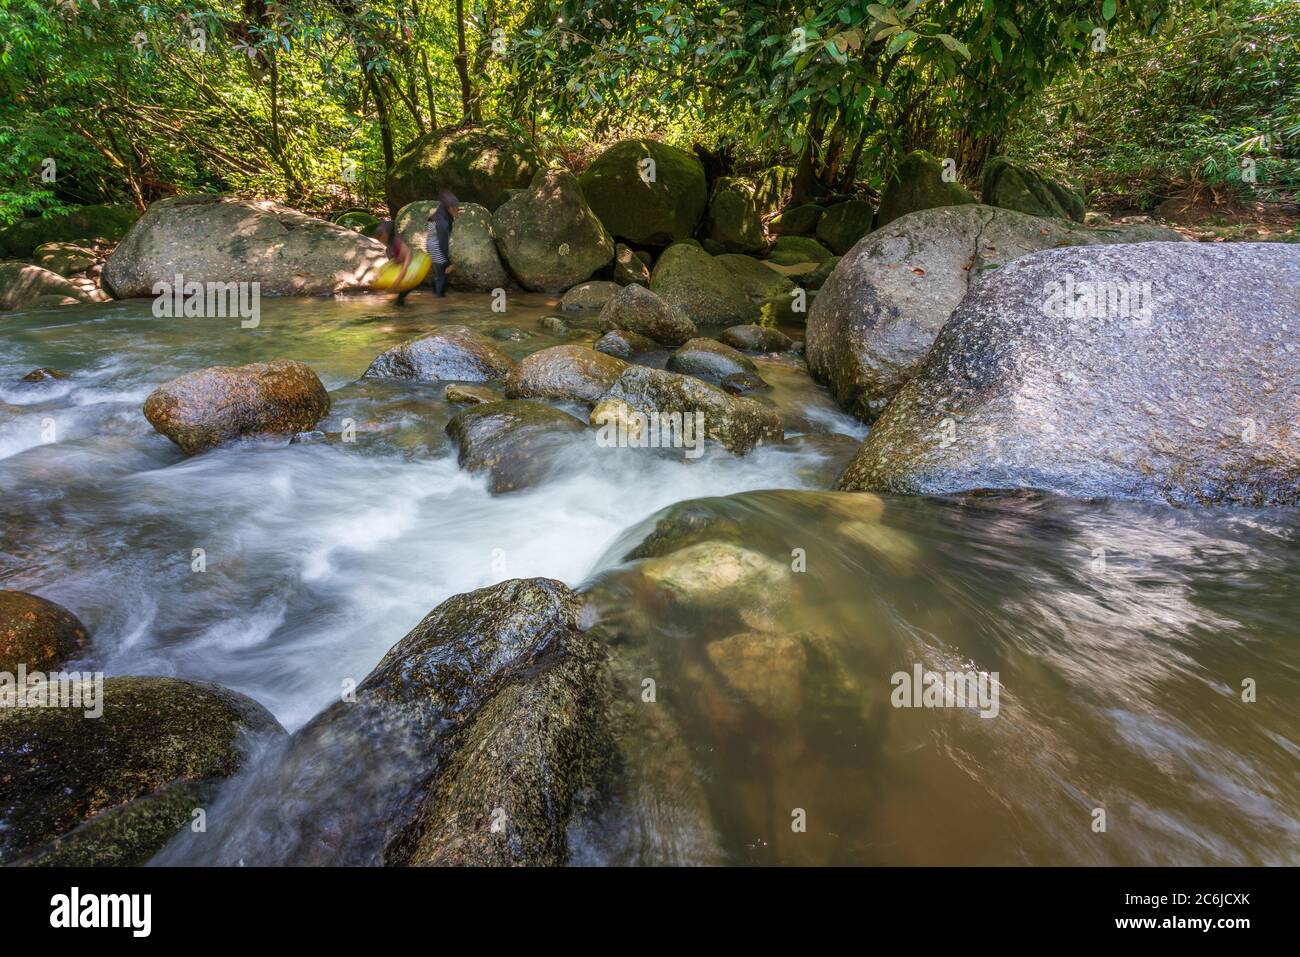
xmin=453 ymin=0 xmax=473 ymax=121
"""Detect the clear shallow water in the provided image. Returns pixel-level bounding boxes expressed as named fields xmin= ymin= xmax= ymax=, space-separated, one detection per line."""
xmin=2 ymin=294 xmax=1297 ymax=866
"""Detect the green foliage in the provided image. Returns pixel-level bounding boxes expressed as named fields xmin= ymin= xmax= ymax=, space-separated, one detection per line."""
xmin=1006 ymin=0 xmax=1300 ymax=207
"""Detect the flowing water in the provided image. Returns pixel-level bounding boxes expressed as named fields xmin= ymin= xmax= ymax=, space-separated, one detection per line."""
xmin=1 ymin=294 xmax=1296 ymax=866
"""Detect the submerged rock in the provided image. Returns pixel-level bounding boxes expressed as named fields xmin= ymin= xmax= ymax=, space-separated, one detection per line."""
xmin=598 ymin=283 xmax=697 ymax=347
xmin=101 ymin=195 xmax=386 ymax=298
xmin=638 ymin=542 xmax=789 ymax=615
xmin=0 ymin=676 xmax=283 ymax=865
xmin=875 ymin=149 xmax=976 ymax=227
xmin=649 ymin=242 xmax=757 ymax=326
xmin=0 ymin=590 xmax=90 ymax=674
xmin=839 ymin=242 xmax=1300 ymax=506
xmin=143 ymin=359 xmax=330 ymax=455
xmin=20 ymin=367 xmax=70 ymax=382
xmin=445 ymin=400 xmax=587 ymax=493
xmin=504 ymin=344 xmax=628 ymax=405
xmin=597 ymin=365 xmax=782 ymax=455
xmin=579 ymin=139 xmax=708 ymax=245
xmin=720 ymin=371 xmax=772 ymax=396
xmin=666 ymin=338 xmax=757 ymax=383
xmin=493 ymin=170 xmax=614 ymax=293
xmin=363 ymin=326 xmax=516 ymax=383
xmin=806 ymin=204 xmax=1187 ymax=422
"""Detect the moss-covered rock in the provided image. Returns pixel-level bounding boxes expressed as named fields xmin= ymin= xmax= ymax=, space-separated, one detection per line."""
xmin=493 ymin=169 xmax=614 ymax=293
xmin=875 ymin=150 xmax=976 ymax=228
xmin=102 ymin=195 xmax=386 ymax=298
xmin=597 ymin=283 xmax=697 ymax=346
xmin=448 ymin=203 xmax=512 ymax=291
xmin=143 ymin=360 xmax=330 ymax=455
xmin=0 ymin=262 xmax=94 ymax=311
xmin=982 ymin=156 xmax=1086 ymax=222
xmin=578 ymin=139 xmax=708 ymax=244
xmin=769 ymin=235 xmax=834 ymax=265
xmin=814 ymin=200 xmax=877 ymax=254
xmin=0 ymin=676 xmax=283 ymax=864
xmin=445 ymin=400 xmax=587 ymax=493
xmin=333 ymin=210 xmax=381 ymax=233
xmin=649 ymin=241 xmax=757 ymax=326
xmin=0 ymin=591 xmax=89 ymax=674
xmin=385 ymin=124 xmax=541 ymax=212
xmin=504 ymin=344 xmax=628 ymax=405
xmin=704 ymin=177 xmax=765 ymax=253
xmin=0 ymin=204 xmax=138 ymax=259
xmin=363 ymin=326 xmax=516 ymax=382
xmin=770 ymin=203 xmax=825 ymax=236
xmin=33 ymin=242 xmax=96 ymax=276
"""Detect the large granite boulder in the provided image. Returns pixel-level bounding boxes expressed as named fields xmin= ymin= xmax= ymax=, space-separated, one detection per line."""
xmin=363 ymin=326 xmax=516 ymax=383
xmin=492 ymin=170 xmax=614 ymax=293
xmin=649 ymin=242 xmax=757 ymax=326
xmin=770 ymin=203 xmax=825 ymax=236
xmin=0 ymin=677 xmax=283 ymax=865
xmin=385 ymin=124 xmax=541 ymax=212
xmin=982 ymin=157 xmax=1086 ymax=223
xmin=806 ymin=204 xmax=1186 ymax=421
xmin=102 ymin=195 xmax=386 ymax=298
xmin=143 ymin=360 xmax=330 ymax=455
xmin=838 ymin=242 xmax=1300 ymax=506
xmin=578 ymin=140 xmax=708 ymax=245
xmin=875 ymin=150 xmax=976 ymax=228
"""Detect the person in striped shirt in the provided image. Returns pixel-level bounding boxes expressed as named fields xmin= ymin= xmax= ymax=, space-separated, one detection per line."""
xmin=426 ymin=191 xmax=461 ymax=298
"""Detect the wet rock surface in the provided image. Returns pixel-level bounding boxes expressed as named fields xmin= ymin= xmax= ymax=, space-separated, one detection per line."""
xmin=0 ymin=590 xmax=90 ymax=674
xmin=504 ymin=344 xmax=629 ymax=405
xmin=0 ymin=676 xmax=283 ymax=864
xmin=839 ymin=242 xmax=1300 ymax=506
xmin=445 ymin=400 xmax=588 ymax=493
xmin=666 ymin=337 xmax=757 ymax=383
xmin=364 ymin=326 xmax=516 ymax=383
xmin=144 ymin=359 xmax=331 ymax=455
xmin=598 ymin=282 xmax=698 ymax=346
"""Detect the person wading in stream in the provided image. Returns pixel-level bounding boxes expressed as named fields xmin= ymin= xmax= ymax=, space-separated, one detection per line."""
xmin=373 ymin=220 xmax=416 ymax=305
xmin=427 ymin=191 xmax=460 ymax=298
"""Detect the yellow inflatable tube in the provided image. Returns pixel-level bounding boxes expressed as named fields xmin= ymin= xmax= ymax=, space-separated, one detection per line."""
xmin=373 ymin=250 xmax=432 ymax=292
